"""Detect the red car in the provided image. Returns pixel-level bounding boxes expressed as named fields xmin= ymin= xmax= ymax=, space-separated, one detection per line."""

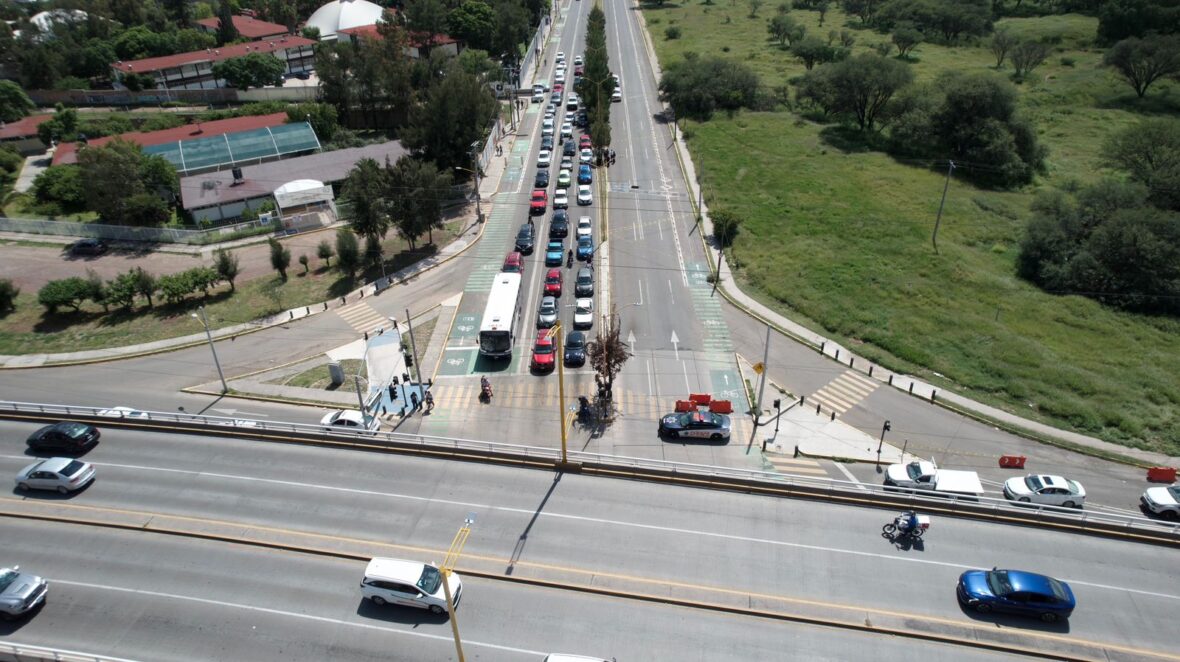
xmin=575 ymin=65 xmax=584 ymax=76
xmin=579 ymin=135 xmax=592 ymax=149
xmin=529 ymin=189 xmax=548 ymax=215
xmin=554 ymin=82 xmax=564 ymax=93
xmin=531 ymin=330 xmax=556 ymax=372
xmin=543 ymin=268 xmax=563 ymax=296
xmin=503 ymin=251 xmax=524 ymax=274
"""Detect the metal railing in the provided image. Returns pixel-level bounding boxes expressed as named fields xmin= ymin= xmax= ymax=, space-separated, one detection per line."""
xmin=1 ymin=400 xmax=1176 ymax=541
xmin=0 ymin=640 xmax=142 ymax=662
xmin=0 ymin=215 xmax=275 ymax=245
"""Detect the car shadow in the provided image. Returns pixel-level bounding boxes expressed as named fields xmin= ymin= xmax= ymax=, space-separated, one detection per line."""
xmin=11 ymin=479 xmax=95 ymax=499
xmin=0 ymin=602 xmax=44 ymax=631
xmin=661 ymin=437 xmax=730 ymax=446
xmin=957 ymin=601 xmax=1072 ymax=633
xmin=24 ymin=445 xmax=95 ymax=458
xmin=355 ymin=599 xmax=450 ymax=624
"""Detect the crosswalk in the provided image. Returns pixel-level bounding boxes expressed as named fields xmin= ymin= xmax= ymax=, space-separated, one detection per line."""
xmin=336 ymin=302 xmax=389 ymax=335
xmin=808 ymin=370 xmax=878 ymax=417
xmin=428 ymin=380 xmax=672 ymax=420
xmin=764 ymin=453 xmax=828 ymax=477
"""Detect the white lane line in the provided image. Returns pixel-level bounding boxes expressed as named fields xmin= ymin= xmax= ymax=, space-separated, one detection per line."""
xmin=9 ymin=457 xmax=1175 ymax=603
xmin=682 ymin=360 xmax=691 ymax=394
xmin=833 ymin=463 xmax=866 ymax=491
xmin=646 ymin=358 xmax=654 ymax=394
xmin=53 ymin=579 xmax=546 ymax=656
xmin=667 ymin=279 xmax=674 ymax=305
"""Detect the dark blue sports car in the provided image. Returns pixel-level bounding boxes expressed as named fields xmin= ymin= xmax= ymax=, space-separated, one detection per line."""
xmin=956 ymin=569 xmax=1075 ymax=622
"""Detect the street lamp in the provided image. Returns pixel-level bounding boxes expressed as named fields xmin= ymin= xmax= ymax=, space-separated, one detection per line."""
xmin=191 ymin=306 xmax=227 ymax=393
xmin=546 ymin=321 xmax=574 ymax=467
xmin=453 ymin=164 xmax=482 ymax=223
xmin=441 ymin=514 xmax=475 ymax=662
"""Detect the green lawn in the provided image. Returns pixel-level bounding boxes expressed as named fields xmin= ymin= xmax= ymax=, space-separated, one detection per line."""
xmin=0 ymin=222 xmax=463 ymax=356
xmin=270 ymin=359 xmax=365 ymax=390
xmin=644 ymin=4 xmax=1180 ymax=454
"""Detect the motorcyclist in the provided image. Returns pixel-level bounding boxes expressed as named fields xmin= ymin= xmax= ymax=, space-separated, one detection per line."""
xmin=899 ymin=510 xmax=919 ymax=533
xmin=567 ymin=249 xmax=574 ymax=268
xmin=480 ymin=375 xmax=492 ymax=399
xmin=578 ymin=395 xmax=591 ymax=421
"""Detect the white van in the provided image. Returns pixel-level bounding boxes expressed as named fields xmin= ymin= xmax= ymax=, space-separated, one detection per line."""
xmin=360 ymin=558 xmax=461 ymax=616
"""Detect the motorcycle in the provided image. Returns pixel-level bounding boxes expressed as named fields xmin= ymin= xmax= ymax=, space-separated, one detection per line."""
xmin=882 ymin=511 xmax=929 ymax=539
xmin=577 ymin=396 xmax=592 ymax=424
xmin=479 ymin=378 xmax=493 ymax=403
xmin=566 ymin=250 xmax=574 ymax=268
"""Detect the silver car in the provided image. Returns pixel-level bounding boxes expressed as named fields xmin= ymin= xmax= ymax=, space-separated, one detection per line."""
xmin=15 ymin=457 xmax=96 ymax=494
xmin=0 ymin=566 xmax=48 ymax=620
xmin=537 ymin=295 xmax=559 ymax=328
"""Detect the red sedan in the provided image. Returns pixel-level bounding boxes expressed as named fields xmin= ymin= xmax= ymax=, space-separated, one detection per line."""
xmin=531 ymin=330 xmax=556 ymax=372
xmin=579 ymin=135 xmax=592 ymax=149
xmin=544 ymin=268 xmax=563 ymax=296
xmin=529 ymin=189 xmax=548 ymax=215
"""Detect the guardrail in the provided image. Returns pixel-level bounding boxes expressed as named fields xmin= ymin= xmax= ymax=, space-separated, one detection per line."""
xmin=0 ymin=640 xmax=139 ymax=662
xmin=1 ymin=400 xmax=1177 ymax=544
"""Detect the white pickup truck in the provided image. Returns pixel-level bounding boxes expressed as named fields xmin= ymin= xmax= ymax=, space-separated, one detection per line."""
xmin=884 ymin=460 xmax=984 ymax=497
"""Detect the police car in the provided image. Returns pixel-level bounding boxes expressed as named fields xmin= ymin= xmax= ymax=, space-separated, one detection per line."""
xmin=658 ymin=410 xmax=731 ymax=441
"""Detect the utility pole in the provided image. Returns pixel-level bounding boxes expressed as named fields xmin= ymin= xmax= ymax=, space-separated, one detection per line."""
xmin=876 ymin=419 xmax=892 ymax=467
xmin=353 ymin=376 xmax=369 ymax=427
xmin=405 ymin=308 xmax=422 ymax=384
xmin=191 ymin=306 xmax=227 ymax=393
xmin=441 ymin=514 xmax=475 ymax=662
xmin=748 ymin=324 xmax=771 ymax=446
xmin=932 ymin=160 xmax=955 ymax=254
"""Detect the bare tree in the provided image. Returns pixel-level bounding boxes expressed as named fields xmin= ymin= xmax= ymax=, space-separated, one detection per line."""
xmin=1010 ymin=40 xmax=1051 ymax=82
xmin=586 ymin=306 xmax=632 ymax=402
xmin=990 ymin=28 xmax=1018 ymax=68
xmin=748 ymin=0 xmax=764 ymax=17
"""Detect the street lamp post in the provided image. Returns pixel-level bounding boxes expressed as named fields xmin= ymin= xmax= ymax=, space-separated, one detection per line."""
xmin=547 ymin=322 xmax=575 ymax=467
xmin=441 ymin=514 xmax=476 ymax=662
xmin=454 ymin=164 xmax=482 ymax=224
xmin=191 ymin=306 xmax=227 ymax=393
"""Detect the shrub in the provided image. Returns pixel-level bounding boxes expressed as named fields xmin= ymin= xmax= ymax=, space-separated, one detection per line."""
xmin=335 ymin=228 xmax=361 ymax=276
xmin=105 ymin=271 xmax=138 ymax=309
xmin=317 ymin=239 xmax=335 ymax=267
xmin=269 ymin=238 xmax=291 ymax=280
xmin=214 ymin=249 xmax=241 ymax=291
xmin=32 ymin=165 xmax=86 ymax=211
xmin=38 ymin=277 xmax=92 ymax=314
xmin=666 ymin=26 xmax=683 ymax=39
xmin=299 ymin=254 xmax=310 ymax=274
xmin=1060 ymin=56 xmax=1076 ymax=67
xmin=0 ymin=279 xmax=18 ymax=313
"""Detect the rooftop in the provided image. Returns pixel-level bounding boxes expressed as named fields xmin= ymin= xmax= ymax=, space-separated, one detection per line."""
xmin=180 ymin=140 xmax=408 ymax=210
xmin=0 ymin=114 xmax=52 ymax=141
xmin=111 ymin=36 xmax=316 ymax=75
xmin=337 ymin=24 xmax=459 ymax=48
xmin=195 ymin=15 xmax=290 ymax=40
xmin=52 ymin=113 xmax=290 ymax=166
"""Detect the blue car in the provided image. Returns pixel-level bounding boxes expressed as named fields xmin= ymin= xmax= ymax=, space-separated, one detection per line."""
xmin=577 ymin=235 xmax=594 ymax=261
xmin=577 ymin=164 xmax=593 ymax=184
xmin=956 ymin=569 xmax=1075 ymax=623
xmin=545 ymin=240 xmax=565 ymax=266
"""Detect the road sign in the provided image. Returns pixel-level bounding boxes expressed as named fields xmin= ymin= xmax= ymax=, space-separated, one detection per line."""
xmin=753 ymin=362 xmax=764 ymax=374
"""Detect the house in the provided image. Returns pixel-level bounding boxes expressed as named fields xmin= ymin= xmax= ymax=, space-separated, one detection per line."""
xmin=337 ymin=24 xmax=461 ymax=59
xmin=0 ymin=114 xmax=53 ymax=154
xmin=110 ymin=36 xmax=316 ymax=91
xmin=195 ymin=15 xmax=289 ymax=40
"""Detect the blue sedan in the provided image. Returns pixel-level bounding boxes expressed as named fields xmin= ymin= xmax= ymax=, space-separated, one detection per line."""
xmin=956 ymin=569 xmax=1075 ymax=622
xmin=577 ymin=235 xmax=594 ymax=261
xmin=545 ymin=240 xmax=565 ymax=266
xmin=577 ymin=164 xmax=593 ymax=184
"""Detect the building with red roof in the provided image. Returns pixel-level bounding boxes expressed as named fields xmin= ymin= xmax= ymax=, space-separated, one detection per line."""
xmin=0 ymin=114 xmax=53 ymax=154
xmin=337 ymin=24 xmax=461 ymax=59
xmin=51 ymin=113 xmax=291 ymax=166
xmin=195 ymin=15 xmax=289 ymax=40
xmin=110 ymin=36 xmax=315 ymax=90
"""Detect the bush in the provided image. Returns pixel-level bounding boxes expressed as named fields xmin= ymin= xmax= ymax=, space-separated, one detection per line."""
xmin=335 ymin=228 xmax=360 ymax=276
xmin=32 ymin=165 xmax=86 ymax=211
xmin=1060 ymin=56 xmax=1076 ymax=66
xmin=665 ymin=26 xmax=683 ymax=39
xmin=659 ymin=55 xmax=761 ymax=120
xmin=123 ymin=193 xmax=171 ymax=227
xmin=38 ymin=277 xmax=92 ymax=314
xmin=0 ymin=279 xmax=18 ymax=313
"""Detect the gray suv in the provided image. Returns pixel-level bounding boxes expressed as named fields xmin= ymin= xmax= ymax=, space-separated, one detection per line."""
xmin=0 ymin=566 xmax=48 ymax=620
xmin=575 ymin=267 xmax=594 ymax=297
xmin=537 ymin=296 xmax=559 ymax=328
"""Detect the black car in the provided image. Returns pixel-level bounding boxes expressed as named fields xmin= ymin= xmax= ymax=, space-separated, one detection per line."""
xmin=515 ymin=224 xmax=536 ymax=254
xmin=564 ymin=331 xmax=587 ymax=367
xmin=574 ymin=266 xmax=594 ymax=297
xmin=534 ymin=169 xmax=550 ymax=188
xmin=563 ymin=141 xmax=576 ymax=157
xmin=70 ymin=238 xmax=107 ymax=256
xmin=541 ymin=135 xmax=554 ymax=151
xmin=549 ymin=211 xmax=569 ymax=238
xmin=27 ymin=422 xmax=100 ymax=453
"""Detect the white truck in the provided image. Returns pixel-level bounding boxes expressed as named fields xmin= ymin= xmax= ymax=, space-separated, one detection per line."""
xmin=884 ymin=460 xmax=984 ymax=497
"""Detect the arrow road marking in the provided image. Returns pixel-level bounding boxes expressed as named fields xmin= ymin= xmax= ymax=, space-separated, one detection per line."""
xmin=670 ymin=330 xmax=679 ymax=360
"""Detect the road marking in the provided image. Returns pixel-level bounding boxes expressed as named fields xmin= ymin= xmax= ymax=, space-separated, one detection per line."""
xmin=11 ymin=459 xmax=1173 ymax=603
xmin=809 ymin=370 xmax=879 ymax=417
xmin=833 ymin=462 xmax=867 ymax=490
xmin=667 ymin=278 xmax=674 ymax=305
xmin=53 ymin=579 xmax=545 ymax=656
xmin=336 ymin=302 xmax=388 ymax=334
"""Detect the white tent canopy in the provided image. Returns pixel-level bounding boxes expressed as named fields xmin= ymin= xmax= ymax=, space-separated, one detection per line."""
xmin=274 ymin=179 xmax=332 ymax=210
xmin=305 ymin=0 xmax=385 ymax=40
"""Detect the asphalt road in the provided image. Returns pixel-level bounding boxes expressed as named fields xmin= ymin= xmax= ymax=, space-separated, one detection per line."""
xmin=1 ymin=421 xmax=1176 ymax=660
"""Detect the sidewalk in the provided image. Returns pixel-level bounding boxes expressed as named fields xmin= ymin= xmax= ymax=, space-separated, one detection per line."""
xmin=629 ymin=3 xmax=1178 ymax=468
xmin=0 ymin=138 xmax=514 ymax=369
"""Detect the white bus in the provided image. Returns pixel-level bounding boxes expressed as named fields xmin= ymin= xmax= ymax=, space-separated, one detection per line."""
xmin=478 ymin=272 xmax=522 ymax=359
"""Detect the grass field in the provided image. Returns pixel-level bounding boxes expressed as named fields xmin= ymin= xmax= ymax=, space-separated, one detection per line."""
xmin=271 ymin=359 xmax=365 ymax=390
xmin=643 ymin=4 xmax=1180 ymax=454
xmin=0 ymin=223 xmax=462 ymax=356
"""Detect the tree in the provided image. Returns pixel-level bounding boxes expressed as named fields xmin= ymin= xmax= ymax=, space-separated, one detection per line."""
xmin=77 ymin=139 xmax=147 ymax=223
xmin=711 ymin=209 xmax=743 ymax=247
xmin=214 ymin=249 xmax=241 ymax=291
xmin=342 ymin=158 xmax=390 ymax=245
xmin=1103 ymin=118 xmax=1180 ymax=210
xmin=817 ymin=0 xmax=831 ymax=24
xmin=105 ymin=271 xmax=138 ymax=310
xmin=37 ymin=106 xmax=78 ymax=145
xmin=38 ymin=277 xmax=91 ymax=314
xmin=385 ymin=155 xmax=454 ymax=249
xmin=85 ymin=269 xmax=109 ymax=312
xmin=317 ymin=240 xmax=335 ymax=267
xmin=749 ymin=0 xmax=765 ymax=16
xmin=175 ymin=28 xmax=216 ymax=53
xmin=288 ymin=102 xmax=339 ymax=142
xmin=586 ymin=307 xmax=632 ymax=400
xmin=335 ymin=228 xmax=361 ymax=277
xmin=0 ymin=80 xmax=34 ymax=123
xmin=1104 ymin=35 xmax=1180 ymax=98
xmin=1098 ymin=0 xmax=1180 ymax=44
xmin=298 ymin=254 xmax=310 ymax=274
xmin=1010 ymin=40 xmax=1051 ymax=82
xmin=163 ymin=0 xmax=192 ymax=26
xmin=840 ymin=0 xmax=883 ymax=25
xmin=405 ymin=0 xmax=450 ymax=52
xmin=767 ymin=14 xmax=804 ymax=47
xmin=892 ymin=23 xmax=923 ymax=58
xmin=448 ymin=0 xmax=496 ymax=52
xmin=123 ymin=193 xmax=171 ymax=227
xmin=659 ymin=56 xmax=761 ymax=121
xmin=131 ymin=267 xmax=157 ymax=307
xmin=32 ymin=165 xmax=86 ymax=211
xmin=492 ymin=0 xmax=530 ymax=62
xmin=791 ymin=36 xmax=838 ymax=70
xmin=803 ymin=54 xmax=913 ymax=130
xmin=212 ymin=53 xmax=285 ymax=90
xmin=216 ymin=0 xmax=239 ymax=45
xmin=990 ymin=27 xmax=1018 ymax=68
xmin=364 ymin=235 xmax=383 ymax=270
xmin=0 ymin=279 xmax=19 ymax=314
xmin=269 ymin=238 xmax=291 ymax=281
xmin=403 ymin=62 xmax=497 ymax=169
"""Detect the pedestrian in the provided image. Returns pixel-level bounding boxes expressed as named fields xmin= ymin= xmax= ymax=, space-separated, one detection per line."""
xmin=424 ymin=390 xmax=434 ymax=412
xmin=410 ymin=391 xmax=420 ymax=411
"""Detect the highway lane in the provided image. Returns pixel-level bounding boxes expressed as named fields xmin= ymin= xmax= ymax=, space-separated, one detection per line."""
xmin=0 ymin=520 xmax=1024 ymax=662
xmin=1 ymin=422 xmax=1176 ymax=658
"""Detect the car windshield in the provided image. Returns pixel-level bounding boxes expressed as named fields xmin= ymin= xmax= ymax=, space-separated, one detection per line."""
xmin=60 ymin=460 xmax=86 ymax=477
xmin=60 ymin=423 xmax=88 ymax=438
xmin=906 ymin=463 xmax=922 ymax=480
xmin=1169 ymin=486 xmax=1180 ymax=500
xmin=0 ymin=569 xmax=17 ymax=591
xmin=577 ymin=304 xmax=591 ymax=315
xmin=1025 ymin=476 xmax=1044 ymax=491
xmin=546 ymin=275 xmax=560 ymax=283
xmin=986 ymin=570 xmax=1014 ymax=597
xmin=535 ymin=342 xmax=553 ymax=354
xmin=417 ymin=565 xmax=442 ymax=594
xmin=1046 ymin=577 xmax=1068 ymax=601
xmin=1066 ymin=479 xmax=1081 ymax=494
xmin=567 ymin=336 xmax=584 ymax=349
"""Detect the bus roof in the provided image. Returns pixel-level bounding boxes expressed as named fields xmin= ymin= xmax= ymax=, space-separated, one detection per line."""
xmin=480 ymin=272 xmax=522 ymax=334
